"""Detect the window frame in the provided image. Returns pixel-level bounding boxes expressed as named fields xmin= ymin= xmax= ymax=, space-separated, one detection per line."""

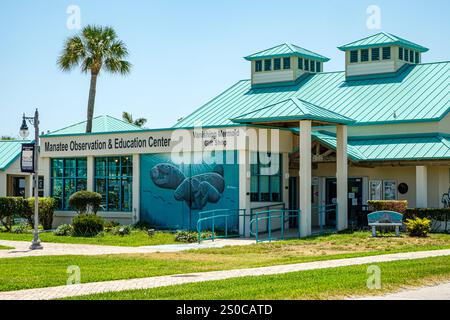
xmin=399 ymin=47 xmax=404 ymax=60
xmin=304 ymin=59 xmax=310 ymax=71
xmin=382 ymin=47 xmax=391 ymax=60
xmin=350 ymin=50 xmax=359 ymax=63
xmin=255 ymin=60 xmax=262 ymax=72
xmin=298 ymin=58 xmax=303 ymax=70
xmin=264 ymin=59 xmax=272 ymax=71
xmin=273 ymin=58 xmax=281 ymax=70
xmin=361 ymin=49 xmax=369 ymax=62
xmin=310 ymin=60 xmax=315 ymax=72
xmin=50 ymin=158 xmax=87 ymax=211
xmin=250 ymin=153 xmax=283 ymax=203
xmin=282 ymin=57 xmax=291 ymax=70
xmin=371 ymin=47 xmax=380 ymax=61
xmin=316 ymin=61 xmax=321 ymax=72
xmin=94 ymin=156 xmax=133 ymax=212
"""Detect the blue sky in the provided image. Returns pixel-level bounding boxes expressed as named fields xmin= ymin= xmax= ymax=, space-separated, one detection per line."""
xmin=0 ymin=0 xmax=449 ymax=137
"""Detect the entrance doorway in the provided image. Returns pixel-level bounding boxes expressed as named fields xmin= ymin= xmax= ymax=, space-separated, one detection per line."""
xmin=7 ymin=176 xmax=26 ymax=197
xmin=325 ymin=177 xmax=365 ymax=228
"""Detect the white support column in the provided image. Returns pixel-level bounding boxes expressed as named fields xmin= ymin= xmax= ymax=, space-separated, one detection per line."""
xmin=132 ymin=154 xmax=141 ymax=224
xmin=416 ymin=166 xmax=428 ymax=208
xmin=336 ymin=125 xmax=348 ymax=231
xmin=239 ymin=149 xmax=251 ymax=237
xmin=299 ymin=120 xmax=312 ymax=237
xmin=86 ymin=156 xmax=95 ymax=191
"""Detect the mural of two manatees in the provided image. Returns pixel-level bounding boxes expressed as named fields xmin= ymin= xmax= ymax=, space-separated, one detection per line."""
xmin=150 ymin=163 xmax=225 ymax=210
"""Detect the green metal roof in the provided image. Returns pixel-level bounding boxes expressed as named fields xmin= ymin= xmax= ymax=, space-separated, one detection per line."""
xmin=338 ymin=32 xmax=429 ymax=52
xmin=232 ymin=98 xmax=355 ymax=125
xmin=0 ymin=140 xmax=30 ymax=171
xmin=45 ymin=115 xmax=143 ymax=136
xmin=312 ymin=132 xmax=450 ymax=161
xmin=173 ymin=61 xmax=450 ymax=128
xmin=245 ymin=43 xmax=330 ymax=62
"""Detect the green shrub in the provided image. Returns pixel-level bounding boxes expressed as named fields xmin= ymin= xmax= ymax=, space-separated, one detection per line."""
xmin=133 ymin=221 xmax=153 ymax=230
xmin=175 ymin=231 xmax=198 ymax=243
xmin=367 ymin=200 xmax=408 ymax=214
xmin=54 ymin=224 xmax=74 ymax=236
xmin=12 ymin=221 xmax=31 ymax=234
xmin=405 ymin=208 xmax=450 ymax=221
xmin=72 ymin=214 xmax=104 ymax=237
xmin=69 ymin=191 xmax=102 ymax=215
xmin=405 ymin=217 xmax=431 ymax=237
xmin=110 ymin=225 xmax=132 ymax=236
xmin=0 ymin=197 xmax=26 ymax=232
xmin=104 ymin=220 xmax=120 ymax=232
xmin=24 ymin=197 xmax=57 ymax=230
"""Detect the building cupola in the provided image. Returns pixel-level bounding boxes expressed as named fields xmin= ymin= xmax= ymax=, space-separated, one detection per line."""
xmin=245 ymin=43 xmax=330 ymax=87
xmin=338 ymin=32 xmax=429 ymax=80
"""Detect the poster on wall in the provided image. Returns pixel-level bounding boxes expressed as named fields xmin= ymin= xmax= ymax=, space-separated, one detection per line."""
xmin=140 ymin=151 xmax=240 ymax=230
xmin=383 ymin=180 xmax=397 ymax=200
xmin=369 ymin=180 xmax=382 ymax=200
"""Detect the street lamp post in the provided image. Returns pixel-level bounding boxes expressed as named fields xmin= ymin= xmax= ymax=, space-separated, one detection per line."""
xmin=20 ymin=109 xmax=43 ymax=250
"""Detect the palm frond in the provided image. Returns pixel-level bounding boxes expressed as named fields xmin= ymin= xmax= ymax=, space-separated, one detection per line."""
xmin=104 ymin=58 xmax=132 ymax=75
xmin=122 ymin=112 xmax=133 ymax=124
xmin=134 ymin=118 xmax=147 ymax=127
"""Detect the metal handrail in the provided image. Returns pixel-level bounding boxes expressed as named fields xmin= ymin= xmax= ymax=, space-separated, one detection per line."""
xmin=249 ymin=209 xmax=301 ymax=242
xmin=196 ymin=208 xmax=247 ymax=243
xmin=312 ymin=204 xmax=338 ymax=234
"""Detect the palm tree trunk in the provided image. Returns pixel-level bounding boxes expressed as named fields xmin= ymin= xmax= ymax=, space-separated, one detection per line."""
xmin=86 ymin=73 xmax=98 ymax=133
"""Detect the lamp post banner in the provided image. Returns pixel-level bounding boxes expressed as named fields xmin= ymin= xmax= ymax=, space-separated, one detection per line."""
xmin=21 ymin=143 xmax=35 ymax=173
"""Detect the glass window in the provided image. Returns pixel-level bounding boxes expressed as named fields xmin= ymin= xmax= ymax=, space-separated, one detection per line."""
xmin=255 ymin=60 xmax=262 ymax=72
xmin=316 ymin=62 xmax=321 ymax=72
xmin=404 ymin=49 xmax=409 ymax=62
xmin=361 ymin=49 xmax=369 ymax=62
xmin=304 ymin=59 xmax=309 ymax=71
xmin=415 ymin=52 xmax=420 ymax=64
xmin=310 ymin=60 xmax=315 ymax=72
xmin=382 ymin=47 xmax=391 ymax=60
xmin=410 ymin=50 xmax=414 ymax=63
xmin=371 ymin=48 xmax=380 ymax=61
xmin=264 ymin=59 xmax=272 ymax=71
xmin=94 ymin=156 xmax=133 ymax=212
xmin=283 ymin=57 xmax=291 ymax=69
xmin=51 ymin=158 xmax=87 ymax=210
xmin=298 ymin=58 xmax=303 ymax=70
xmin=274 ymin=58 xmax=281 ymax=70
xmin=250 ymin=152 xmax=282 ymax=202
xmin=399 ymin=47 xmax=404 ymax=60
xmin=350 ymin=50 xmax=358 ymax=63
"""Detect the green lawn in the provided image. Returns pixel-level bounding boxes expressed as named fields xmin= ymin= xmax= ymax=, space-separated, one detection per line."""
xmin=1 ymin=232 xmax=450 ymax=292
xmin=0 ymin=245 xmax=13 ymax=250
xmin=69 ymin=255 xmax=450 ymax=300
xmin=0 ymin=230 xmax=177 ymax=247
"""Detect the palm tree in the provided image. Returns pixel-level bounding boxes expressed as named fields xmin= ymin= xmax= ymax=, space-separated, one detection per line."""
xmin=122 ymin=111 xmax=147 ymax=127
xmin=58 ymin=25 xmax=131 ymax=133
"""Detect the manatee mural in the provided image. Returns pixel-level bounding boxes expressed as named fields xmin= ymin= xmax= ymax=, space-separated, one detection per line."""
xmin=151 ymin=163 xmax=225 ymax=210
xmin=140 ymin=152 xmax=239 ymax=230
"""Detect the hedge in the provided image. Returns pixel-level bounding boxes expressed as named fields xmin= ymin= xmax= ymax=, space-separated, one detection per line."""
xmin=0 ymin=197 xmax=26 ymax=232
xmin=405 ymin=208 xmax=450 ymax=221
xmin=367 ymin=200 xmax=408 ymax=214
xmin=0 ymin=197 xmax=57 ymax=231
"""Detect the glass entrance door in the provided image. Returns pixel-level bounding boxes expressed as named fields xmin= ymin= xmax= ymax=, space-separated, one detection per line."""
xmin=325 ymin=177 xmax=364 ymax=228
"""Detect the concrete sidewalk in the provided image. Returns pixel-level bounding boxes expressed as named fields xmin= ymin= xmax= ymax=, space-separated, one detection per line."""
xmin=1 ymin=248 xmax=449 ymax=300
xmin=0 ymin=239 xmax=255 ymax=259
xmin=354 ymin=281 xmax=450 ymax=300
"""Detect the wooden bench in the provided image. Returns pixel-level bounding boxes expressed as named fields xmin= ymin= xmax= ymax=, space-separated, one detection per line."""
xmin=367 ymin=211 xmax=403 ymax=237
